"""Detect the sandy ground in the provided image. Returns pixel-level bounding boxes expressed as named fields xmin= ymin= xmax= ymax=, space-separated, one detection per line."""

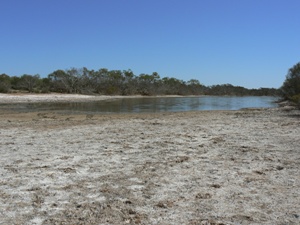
xmin=0 ymin=94 xmax=299 ymax=224
xmin=0 ymin=93 xmax=145 ymax=104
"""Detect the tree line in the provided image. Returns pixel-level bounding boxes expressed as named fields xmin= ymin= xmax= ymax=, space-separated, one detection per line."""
xmin=0 ymin=67 xmax=279 ymax=96
xmin=280 ymin=61 xmax=300 ymax=108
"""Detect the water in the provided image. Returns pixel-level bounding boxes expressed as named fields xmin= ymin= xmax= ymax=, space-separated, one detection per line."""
xmin=0 ymin=96 xmax=278 ymax=114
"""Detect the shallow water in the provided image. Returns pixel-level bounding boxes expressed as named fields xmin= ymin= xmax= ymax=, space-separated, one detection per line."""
xmin=1 ymin=96 xmax=278 ymax=114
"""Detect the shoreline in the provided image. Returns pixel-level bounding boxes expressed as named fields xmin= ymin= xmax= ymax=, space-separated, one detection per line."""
xmin=0 ymin=93 xmax=147 ymax=104
xmin=0 ymin=93 xmax=279 ymax=104
xmin=0 ymin=93 xmax=198 ymax=104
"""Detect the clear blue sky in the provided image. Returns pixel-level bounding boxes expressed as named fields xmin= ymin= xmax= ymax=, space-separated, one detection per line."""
xmin=1 ymin=0 xmax=299 ymax=88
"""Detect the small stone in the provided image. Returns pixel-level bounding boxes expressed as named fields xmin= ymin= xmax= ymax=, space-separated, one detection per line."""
xmin=276 ymin=166 xmax=284 ymax=170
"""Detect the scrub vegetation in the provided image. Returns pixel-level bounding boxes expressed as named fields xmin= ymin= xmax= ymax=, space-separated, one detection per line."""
xmin=280 ymin=62 xmax=300 ymax=108
xmin=0 ymin=68 xmax=278 ymax=96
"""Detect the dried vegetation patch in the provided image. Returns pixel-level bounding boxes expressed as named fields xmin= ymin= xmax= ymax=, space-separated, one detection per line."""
xmin=0 ymin=108 xmax=299 ymax=224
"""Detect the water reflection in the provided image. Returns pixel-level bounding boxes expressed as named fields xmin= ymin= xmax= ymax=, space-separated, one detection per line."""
xmin=1 ymin=96 xmax=278 ymax=114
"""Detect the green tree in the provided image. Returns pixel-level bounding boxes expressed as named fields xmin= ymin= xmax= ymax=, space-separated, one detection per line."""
xmin=79 ymin=67 xmax=94 ymax=94
xmin=10 ymin=76 xmax=21 ymax=90
xmin=89 ymin=68 xmax=110 ymax=94
xmin=137 ymin=72 xmax=161 ymax=95
xmin=281 ymin=62 xmax=300 ymax=103
xmin=105 ymin=70 xmax=125 ymax=94
xmin=186 ymin=79 xmax=205 ymax=95
xmin=0 ymin=73 xmax=11 ymax=93
xmin=122 ymin=69 xmax=137 ymax=95
xmin=48 ymin=70 xmax=70 ymax=92
xmin=48 ymin=68 xmax=85 ymax=93
xmin=19 ymin=74 xmax=40 ymax=92
xmin=161 ymin=77 xmax=186 ymax=95
xmin=39 ymin=77 xmax=51 ymax=93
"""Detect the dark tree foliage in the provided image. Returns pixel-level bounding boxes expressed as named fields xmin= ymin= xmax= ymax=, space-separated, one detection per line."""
xmin=0 ymin=67 xmax=279 ymax=96
xmin=0 ymin=74 xmax=11 ymax=93
xmin=18 ymin=74 xmax=40 ymax=92
xmin=280 ymin=62 xmax=300 ymax=106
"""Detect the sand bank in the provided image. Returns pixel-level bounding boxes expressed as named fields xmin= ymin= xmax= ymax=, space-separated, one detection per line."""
xmin=0 ymin=94 xmax=299 ymax=224
xmin=0 ymin=93 xmax=146 ymax=104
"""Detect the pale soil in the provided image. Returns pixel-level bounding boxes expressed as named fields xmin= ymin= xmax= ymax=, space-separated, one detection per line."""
xmin=0 ymin=94 xmax=299 ymax=224
xmin=0 ymin=93 xmax=146 ymax=104
xmin=0 ymin=93 xmax=184 ymax=104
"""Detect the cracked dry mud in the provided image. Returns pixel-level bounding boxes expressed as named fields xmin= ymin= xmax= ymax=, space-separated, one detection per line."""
xmin=0 ymin=106 xmax=299 ymax=224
